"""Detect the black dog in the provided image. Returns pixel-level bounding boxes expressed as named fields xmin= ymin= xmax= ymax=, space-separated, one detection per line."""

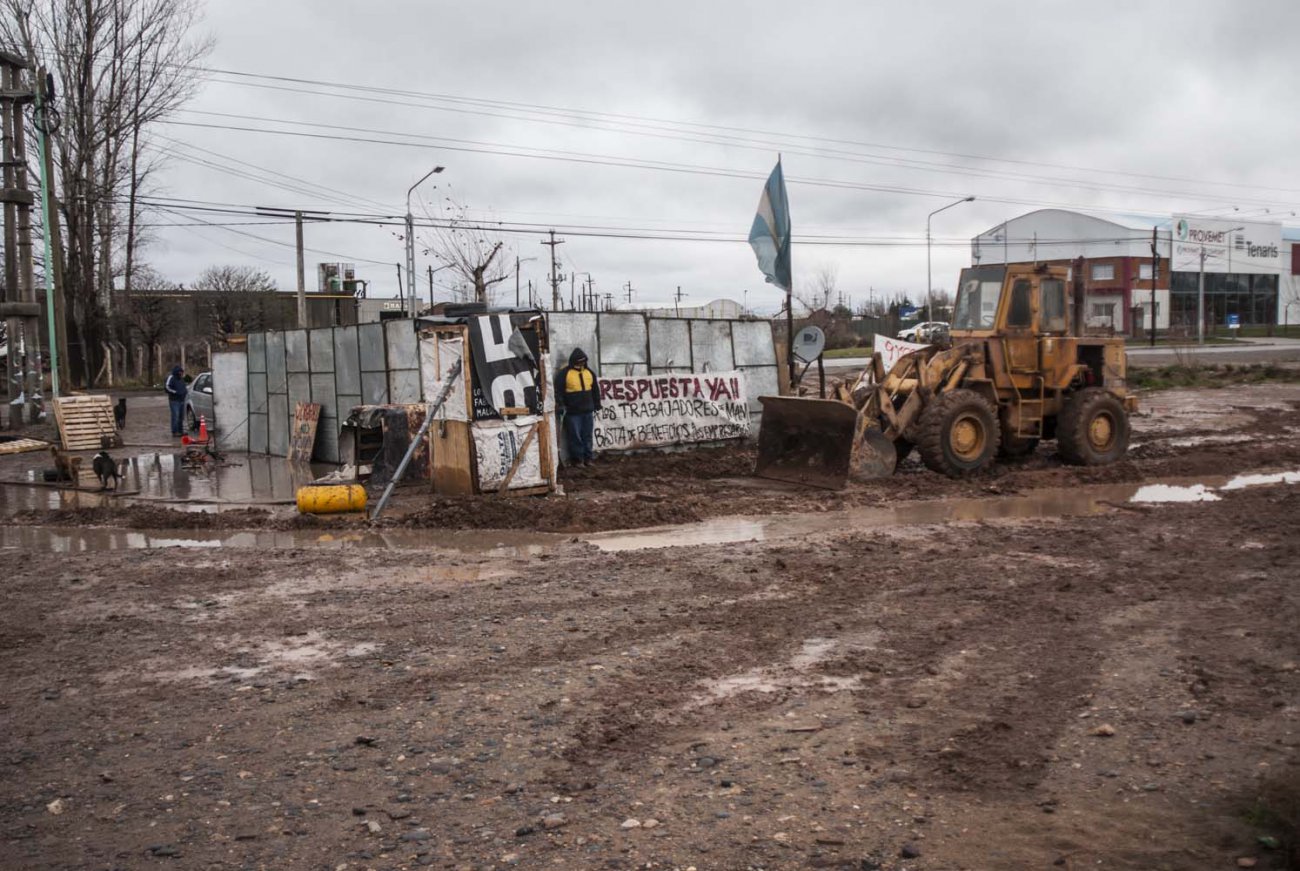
xmin=112 ymin=397 xmax=127 ymax=430
xmin=92 ymin=451 xmax=120 ymax=491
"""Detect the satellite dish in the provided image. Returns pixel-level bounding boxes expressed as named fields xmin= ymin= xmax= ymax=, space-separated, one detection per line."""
xmin=792 ymin=326 xmax=826 ymax=363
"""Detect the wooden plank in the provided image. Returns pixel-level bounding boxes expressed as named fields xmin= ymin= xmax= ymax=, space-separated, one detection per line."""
xmin=496 ymin=423 xmax=539 ymax=494
xmin=288 ymin=402 xmax=322 ymax=462
xmin=431 ymin=420 xmax=474 ymax=496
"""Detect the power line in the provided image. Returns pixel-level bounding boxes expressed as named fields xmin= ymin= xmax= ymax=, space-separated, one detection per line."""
xmin=185 ymin=65 xmax=1300 ymax=200
xmin=169 ymin=107 xmax=1300 ymax=213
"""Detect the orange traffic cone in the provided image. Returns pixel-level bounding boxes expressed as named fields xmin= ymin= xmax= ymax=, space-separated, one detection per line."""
xmin=198 ymin=415 xmax=209 ymax=443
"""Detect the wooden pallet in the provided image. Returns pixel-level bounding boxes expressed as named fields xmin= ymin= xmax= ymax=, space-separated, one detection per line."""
xmin=0 ymin=438 xmax=50 ymax=456
xmin=53 ymin=395 xmax=121 ymax=451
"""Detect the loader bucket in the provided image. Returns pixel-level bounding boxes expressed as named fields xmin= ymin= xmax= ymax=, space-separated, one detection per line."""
xmin=755 ymin=396 xmax=895 ymax=490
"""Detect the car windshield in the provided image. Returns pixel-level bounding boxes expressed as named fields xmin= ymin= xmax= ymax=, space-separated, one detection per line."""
xmin=952 ymin=266 xmax=1007 ymax=330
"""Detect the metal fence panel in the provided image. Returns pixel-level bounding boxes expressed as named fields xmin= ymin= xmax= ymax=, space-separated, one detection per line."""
xmin=310 ymin=372 xmax=338 ymax=420
xmin=285 ymin=330 xmax=309 ymax=373
xmin=690 ymin=320 xmax=734 ymax=372
xmin=648 ymin=318 xmax=691 ymax=371
xmin=738 ymin=365 xmax=779 ymax=412
xmin=358 ymin=322 xmax=386 ymax=371
xmin=265 ymin=332 xmax=287 ymax=394
xmin=384 ymin=319 xmax=417 ymax=370
xmin=267 ymin=391 xmax=289 ymax=456
xmin=314 ymin=416 xmax=341 ymax=464
xmin=547 ymin=313 xmax=600 ymax=375
xmin=731 ymin=320 xmax=777 ymax=366
xmin=288 ymin=372 xmax=311 ymax=414
xmin=249 ymin=413 xmax=268 ymax=454
xmin=334 ymin=326 xmax=361 ymax=395
xmin=361 ymin=371 xmax=389 ymax=405
xmin=246 ymin=332 xmax=267 ymax=373
xmin=389 ymin=369 xmax=421 ymax=405
xmin=309 ymin=327 xmax=335 ymax=373
xmin=596 ymin=313 xmax=647 ymax=370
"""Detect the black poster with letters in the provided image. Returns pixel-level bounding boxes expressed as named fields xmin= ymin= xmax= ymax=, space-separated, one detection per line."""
xmin=467 ymin=314 xmax=541 ymax=420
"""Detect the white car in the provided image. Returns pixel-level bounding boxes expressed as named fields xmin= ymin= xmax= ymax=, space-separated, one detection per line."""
xmin=897 ymin=321 xmax=949 ymax=342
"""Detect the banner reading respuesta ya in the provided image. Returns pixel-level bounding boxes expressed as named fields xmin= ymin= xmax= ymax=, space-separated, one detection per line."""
xmin=593 ymin=371 xmax=750 ymax=451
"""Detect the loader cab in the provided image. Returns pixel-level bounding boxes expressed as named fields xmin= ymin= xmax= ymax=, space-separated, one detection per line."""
xmin=950 ymin=264 xmax=1071 ymax=338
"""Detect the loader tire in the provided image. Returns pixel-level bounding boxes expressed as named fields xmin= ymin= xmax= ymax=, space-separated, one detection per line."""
xmin=917 ymin=389 xmax=1000 ymax=478
xmin=1057 ymin=388 xmax=1130 ymax=466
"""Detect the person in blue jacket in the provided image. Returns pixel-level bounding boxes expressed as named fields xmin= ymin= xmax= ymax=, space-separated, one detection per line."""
xmin=165 ymin=365 xmax=188 ymax=437
xmin=554 ymin=348 xmax=602 ymax=466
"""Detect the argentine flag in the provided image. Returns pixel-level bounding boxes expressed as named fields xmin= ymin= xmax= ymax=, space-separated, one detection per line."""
xmin=748 ymin=159 xmax=792 ymax=292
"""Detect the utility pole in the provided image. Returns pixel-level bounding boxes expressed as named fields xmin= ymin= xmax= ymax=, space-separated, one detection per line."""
xmin=1 ymin=53 xmax=42 ymax=424
xmin=624 ymin=281 xmax=634 ymax=307
xmin=674 ymin=285 xmax=685 ymax=317
xmin=1149 ymin=227 xmax=1159 ymax=347
xmin=428 ymin=264 xmax=435 ymax=310
xmin=255 ymin=206 xmax=328 ymax=327
xmin=405 ymin=165 xmax=444 ymax=318
xmin=395 ymin=263 xmax=403 ymax=310
xmin=36 ymin=68 xmax=66 ymax=395
xmin=570 ymin=273 xmax=576 ymax=311
xmin=604 ymin=292 xmax=613 ymax=311
xmin=541 ymin=230 xmax=564 ymax=311
xmin=515 ymin=256 xmax=520 ymax=307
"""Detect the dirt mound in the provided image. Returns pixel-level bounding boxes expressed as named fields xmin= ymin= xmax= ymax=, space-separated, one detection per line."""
xmin=9 ymin=504 xmax=275 ymax=529
xmin=389 ymin=491 xmax=700 ymax=532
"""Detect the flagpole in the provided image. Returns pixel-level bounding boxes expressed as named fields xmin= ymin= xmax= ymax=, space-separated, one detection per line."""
xmin=780 ymin=154 xmax=794 ymax=392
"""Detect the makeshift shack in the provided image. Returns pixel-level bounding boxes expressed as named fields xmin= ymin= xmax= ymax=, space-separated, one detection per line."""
xmin=342 ymin=306 xmax=558 ymax=496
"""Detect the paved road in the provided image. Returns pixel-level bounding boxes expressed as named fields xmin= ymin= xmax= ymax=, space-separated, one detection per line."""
xmin=825 ymin=336 xmax=1300 ymax=370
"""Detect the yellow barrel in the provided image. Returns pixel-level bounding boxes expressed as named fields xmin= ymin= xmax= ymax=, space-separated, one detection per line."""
xmin=296 ymin=484 xmax=368 ymax=515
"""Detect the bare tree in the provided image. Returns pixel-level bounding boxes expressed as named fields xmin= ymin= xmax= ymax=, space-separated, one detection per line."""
xmin=114 ymin=264 xmax=176 ymax=378
xmin=419 ymin=198 xmax=511 ymax=305
xmin=3 ymin=0 xmax=211 ymax=385
xmin=194 ymin=265 xmax=277 ymax=343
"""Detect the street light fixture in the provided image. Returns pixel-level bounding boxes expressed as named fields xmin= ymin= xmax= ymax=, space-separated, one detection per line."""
xmin=405 ymin=165 xmax=444 ymax=316
xmin=1197 ymin=225 xmax=1243 ymax=345
xmin=926 ymin=196 xmax=976 ymax=322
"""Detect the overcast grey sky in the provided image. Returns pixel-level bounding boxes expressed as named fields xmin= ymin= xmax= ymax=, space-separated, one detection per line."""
xmin=145 ymin=0 xmax=1300 ymax=312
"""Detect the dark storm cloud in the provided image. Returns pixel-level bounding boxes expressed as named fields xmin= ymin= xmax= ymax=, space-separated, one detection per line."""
xmin=145 ymin=0 xmax=1300 ymax=311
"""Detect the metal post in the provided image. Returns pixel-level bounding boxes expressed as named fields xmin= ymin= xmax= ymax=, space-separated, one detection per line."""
xmin=34 ymin=71 xmax=59 ymax=398
xmin=1149 ymin=227 xmax=1158 ymax=347
xmin=405 ymin=165 xmax=444 ymax=318
xmin=370 ymin=358 xmax=462 ymax=521
xmin=926 ymin=196 xmax=975 ymax=324
xmin=1197 ymin=247 xmax=1206 ymax=345
xmin=295 ymin=210 xmax=306 ymax=327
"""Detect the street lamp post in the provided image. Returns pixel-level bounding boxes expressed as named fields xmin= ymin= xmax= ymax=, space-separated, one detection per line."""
xmin=926 ymin=196 xmax=976 ymax=322
xmin=1197 ymin=225 xmax=1243 ymax=345
xmin=405 ymin=165 xmax=444 ymax=317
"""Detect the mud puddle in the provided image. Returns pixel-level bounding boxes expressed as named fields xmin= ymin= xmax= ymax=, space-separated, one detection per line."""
xmin=0 ymin=525 xmax=556 ymax=556
xmin=0 ymin=453 xmax=333 ymax=513
xmin=5 ymin=470 xmax=1296 ymax=554
xmin=586 ymin=470 xmax=1300 ymax=551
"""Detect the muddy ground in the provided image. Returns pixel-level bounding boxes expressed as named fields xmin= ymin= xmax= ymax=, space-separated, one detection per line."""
xmin=7 ymin=381 xmax=1300 ymax=536
xmin=0 ymin=383 xmax=1298 ymax=870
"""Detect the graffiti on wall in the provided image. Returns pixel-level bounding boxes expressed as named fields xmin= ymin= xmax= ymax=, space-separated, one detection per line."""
xmin=593 ymin=371 xmax=750 ymax=450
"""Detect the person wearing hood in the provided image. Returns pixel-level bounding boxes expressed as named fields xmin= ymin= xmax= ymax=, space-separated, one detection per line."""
xmin=165 ymin=365 xmax=188 ymax=437
xmin=555 ymin=347 xmax=602 ymax=466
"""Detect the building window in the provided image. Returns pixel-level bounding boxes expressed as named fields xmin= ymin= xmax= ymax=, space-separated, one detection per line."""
xmin=1090 ymin=263 xmax=1115 ymax=281
xmin=1169 ymin=272 xmax=1279 ymax=327
xmin=1138 ymin=263 xmax=1154 ymax=280
xmin=1090 ymin=302 xmax=1116 ymax=319
xmin=1292 ymin=245 xmax=1299 ymax=276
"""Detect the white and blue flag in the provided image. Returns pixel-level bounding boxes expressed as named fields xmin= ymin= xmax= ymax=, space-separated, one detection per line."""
xmin=748 ymin=159 xmax=791 ymax=292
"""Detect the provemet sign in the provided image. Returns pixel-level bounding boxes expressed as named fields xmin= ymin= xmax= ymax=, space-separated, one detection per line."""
xmin=1171 ymin=216 xmax=1282 ymax=275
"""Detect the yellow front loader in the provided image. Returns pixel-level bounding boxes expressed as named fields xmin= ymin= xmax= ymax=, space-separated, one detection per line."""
xmin=756 ymin=263 xmax=1138 ymax=487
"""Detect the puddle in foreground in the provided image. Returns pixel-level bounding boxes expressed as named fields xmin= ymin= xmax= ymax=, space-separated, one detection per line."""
xmin=2 ymin=470 xmax=1295 ymax=554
